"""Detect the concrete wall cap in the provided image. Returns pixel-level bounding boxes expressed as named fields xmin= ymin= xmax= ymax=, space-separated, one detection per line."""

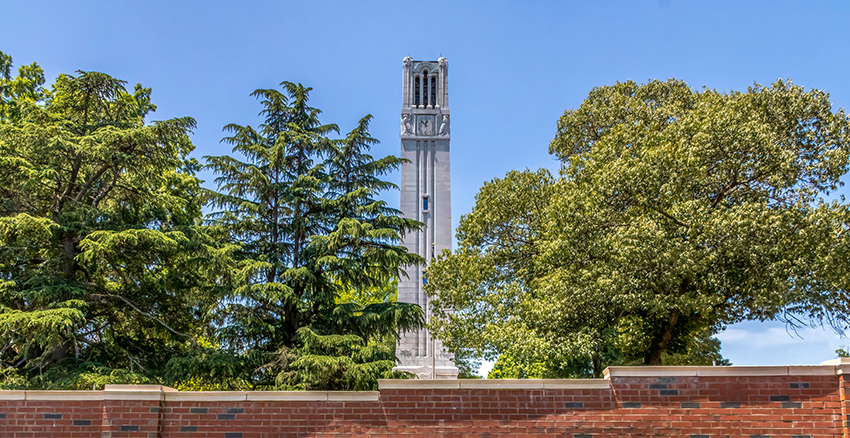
xmin=0 ymin=391 xmax=26 ymax=400
xmin=459 ymin=379 xmax=545 ymax=389
xmin=604 ymin=365 xmax=837 ymax=378
xmin=27 ymin=390 xmax=104 ymax=400
xmin=103 ymin=384 xmax=168 ymax=391
xmin=378 ymin=379 xmax=611 ymax=390
xmin=246 ymin=391 xmax=328 ymax=401
xmin=541 ymin=379 xmax=612 ymax=389
xmin=787 ymin=365 xmax=836 ymax=376
xmin=604 ymin=366 xmax=698 ymax=378
xmin=833 ymin=364 xmax=850 ymax=375
xmin=327 ymin=391 xmax=380 ymax=402
xmin=378 ymin=380 xmax=461 ymax=389
xmin=103 ymin=390 xmax=164 ymax=401
xmin=164 ymin=391 xmax=248 ymax=402
xmin=820 ymin=358 xmax=850 ymax=365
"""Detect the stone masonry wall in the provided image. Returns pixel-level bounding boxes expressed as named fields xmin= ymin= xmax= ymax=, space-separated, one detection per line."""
xmin=2 ymin=363 xmax=850 ymax=437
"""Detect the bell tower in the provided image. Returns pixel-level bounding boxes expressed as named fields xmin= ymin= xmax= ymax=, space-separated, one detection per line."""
xmin=395 ymin=56 xmax=459 ymax=379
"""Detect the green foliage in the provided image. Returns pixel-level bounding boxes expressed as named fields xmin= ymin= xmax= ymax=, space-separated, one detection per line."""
xmin=0 ymin=52 xmax=422 ymax=390
xmin=429 ymin=78 xmax=850 ymax=376
xmin=488 ymin=354 xmax=547 ymax=379
xmin=0 ymin=51 xmax=231 ymax=389
xmin=203 ymin=83 xmax=423 ymax=390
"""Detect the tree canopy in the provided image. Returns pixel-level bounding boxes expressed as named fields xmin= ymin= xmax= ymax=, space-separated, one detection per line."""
xmin=0 ymin=51 xmax=228 ymax=388
xmin=194 ymin=83 xmax=424 ymax=390
xmin=0 ymin=51 xmax=424 ymax=390
xmin=428 ymin=79 xmax=850 ymax=376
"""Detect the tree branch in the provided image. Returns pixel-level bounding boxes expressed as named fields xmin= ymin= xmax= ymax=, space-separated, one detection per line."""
xmin=91 ymin=292 xmax=197 ymax=345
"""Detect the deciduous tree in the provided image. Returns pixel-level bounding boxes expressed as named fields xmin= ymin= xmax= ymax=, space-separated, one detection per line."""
xmin=428 ymin=79 xmax=850 ymax=376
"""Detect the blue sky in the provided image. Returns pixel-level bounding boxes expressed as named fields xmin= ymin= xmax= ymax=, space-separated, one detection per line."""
xmin=3 ymin=0 xmax=850 ymax=372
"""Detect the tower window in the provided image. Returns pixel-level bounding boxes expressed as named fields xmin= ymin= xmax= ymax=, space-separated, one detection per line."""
xmin=423 ymin=70 xmax=429 ymax=107
xmin=430 ymin=76 xmax=437 ymax=107
xmin=423 ymin=196 xmax=429 ymax=211
xmin=414 ymin=76 xmax=420 ymax=107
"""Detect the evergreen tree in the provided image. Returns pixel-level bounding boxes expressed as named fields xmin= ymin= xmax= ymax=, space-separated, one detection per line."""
xmin=0 ymin=51 xmax=229 ymax=389
xmin=204 ymin=83 xmax=423 ymax=390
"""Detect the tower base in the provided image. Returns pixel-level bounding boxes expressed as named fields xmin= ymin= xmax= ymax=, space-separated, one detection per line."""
xmin=393 ymin=364 xmax=459 ymax=380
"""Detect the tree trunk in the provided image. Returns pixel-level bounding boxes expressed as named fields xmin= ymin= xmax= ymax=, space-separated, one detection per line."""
xmin=591 ymin=352 xmax=602 ymax=378
xmin=62 ymin=236 xmax=76 ymax=278
xmin=644 ymin=308 xmax=681 ymax=366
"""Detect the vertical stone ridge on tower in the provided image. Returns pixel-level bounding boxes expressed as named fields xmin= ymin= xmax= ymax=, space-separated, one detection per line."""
xmin=394 ymin=56 xmax=459 ymax=379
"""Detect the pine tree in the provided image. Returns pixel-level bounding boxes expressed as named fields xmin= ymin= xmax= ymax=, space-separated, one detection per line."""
xmin=204 ymin=83 xmax=423 ymax=390
xmin=0 ymin=52 xmax=229 ymax=389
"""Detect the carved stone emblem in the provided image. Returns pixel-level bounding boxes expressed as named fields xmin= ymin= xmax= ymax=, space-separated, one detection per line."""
xmin=416 ymin=115 xmax=435 ymax=136
xmin=438 ymin=114 xmax=449 ymax=136
xmin=401 ymin=114 xmax=413 ymax=136
xmin=403 ymin=56 xmax=412 ymax=67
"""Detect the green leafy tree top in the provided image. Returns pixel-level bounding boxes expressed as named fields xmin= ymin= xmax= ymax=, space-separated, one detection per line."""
xmin=429 ymin=79 xmax=850 ymax=376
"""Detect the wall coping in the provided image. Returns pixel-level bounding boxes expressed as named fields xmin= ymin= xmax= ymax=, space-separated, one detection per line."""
xmin=377 ymin=378 xmax=611 ymax=389
xmin=164 ymin=390 xmax=381 ymax=402
xmin=0 ymin=387 xmax=381 ymax=402
xmin=604 ymin=365 xmax=837 ymax=378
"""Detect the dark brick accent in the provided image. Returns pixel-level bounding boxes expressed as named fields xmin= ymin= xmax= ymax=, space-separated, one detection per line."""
xmin=224 ymin=434 xmax=243 ymax=438
xmin=43 ymin=413 xmax=62 ymax=419
xmin=791 ymin=435 xmax=812 ymax=438
xmin=789 ymin=382 xmax=810 ymax=388
xmin=769 ymin=395 xmax=790 ymax=401
xmin=190 ymin=407 xmax=208 ymax=414
xmin=657 ymin=377 xmax=678 ymax=383
xmin=564 ymin=402 xmax=584 ymax=408
xmin=680 ymin=402 xmax=700 ymax=409
xmin=181 ymin=426 xmax=198 ymax=432
xmin=574 ymin=435 xmax=593 ymax=438
xmin=150 ymin=406 xmax=159 ymax=412
xmin=218 ymin=414 xmax=236 ymax=420
xmin=690 ymin=435 xmax=709 ymax=438
xmin=751 ymin=435 xmax=770 ymax=438
xmin=782 ymin=401 xmax=802 ymax=408
xmin=0 ymin=413 xmax=6 ymax=419
xmin=120 ymin=425 xmax=139 ymax=431
xmin=649 ymin=383 xmax=668 ymax=389
xmin=659 ymin=389 xmax=679 ymax=396
xmin=622 ymin=402 xmax=642 ymax=408
xmin=226 ymin=407 xmax=245 ymax=414
xmin=720 ymin=402 xmax=740 ymax=408
xmin=73 ymin=420 xmax=91 ymax=426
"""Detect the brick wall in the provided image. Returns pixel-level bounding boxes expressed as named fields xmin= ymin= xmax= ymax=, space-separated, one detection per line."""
xmin=2 ymin=363 xmax=850 ymax=438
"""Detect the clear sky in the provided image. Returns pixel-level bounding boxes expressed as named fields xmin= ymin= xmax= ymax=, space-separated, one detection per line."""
xmin=3 ymin=0 xmax=850 ymax=372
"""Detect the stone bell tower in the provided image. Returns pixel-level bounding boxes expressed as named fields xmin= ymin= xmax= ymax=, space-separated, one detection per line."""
xmin=395 ymin=56 xmax=459 ymax=379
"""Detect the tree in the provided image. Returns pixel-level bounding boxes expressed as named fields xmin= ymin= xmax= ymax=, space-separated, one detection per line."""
xmin=0 ymin=52 xmax=228 ymax=389
xmin=202 ymin=83 xmax=423 ymax=390
xmin=428 ymin=79 xmax=850 ymax=376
